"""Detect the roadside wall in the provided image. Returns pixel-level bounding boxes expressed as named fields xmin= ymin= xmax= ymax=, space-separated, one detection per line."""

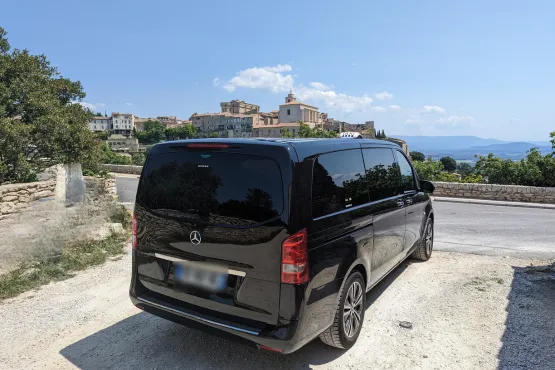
xmin=0 ymin=180 xmax=57 ymax=218
xmin=103 ymin=164 xmax=142 ymax=175
xmin=433 ymin=182 xmax=555 ymax=204
xmin=0 ymin=166 xmax=58 ymax=218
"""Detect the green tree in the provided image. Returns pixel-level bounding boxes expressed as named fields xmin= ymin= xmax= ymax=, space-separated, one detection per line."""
xmin=94 ymin=131 xmax=109 ymax=140
xmin=412 ymin=158 xmax=443 ymax=181
xmin=131 ymin=152 xmax=146 ymax=166
xmin=550 ymin=132 xmax=555 ymax=154
xmin=456 ymin=162 xmax=474 ymax=176
xmin=135 ymin=120 xmax=165 ymax=144
xmin=165 ymin=125 xmax=196 ymax=140
xmin=410 ymin=151 xmax=425 ymax=161
xmin=296 ymin=122 xmax=336 ymax=138
xmin=440 ymin=156 xmax=457 ymax=172
xmin=474 ymin=154 xmax=519 ymax=184
xmin=97 ymin=143 xmax=132 ymax=165
xmin=0 ymin=27 xmax=98 ymax=184
xmin=280 ymin=128 xmax=294 ymax=138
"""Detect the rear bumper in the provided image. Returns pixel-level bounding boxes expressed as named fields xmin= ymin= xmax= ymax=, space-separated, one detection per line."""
xmin=129 ymin=293 xmax=308 ymax=354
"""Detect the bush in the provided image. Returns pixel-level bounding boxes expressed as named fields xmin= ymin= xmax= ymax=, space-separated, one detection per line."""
xmin=0 ymin=27 xmax=99 ymax=184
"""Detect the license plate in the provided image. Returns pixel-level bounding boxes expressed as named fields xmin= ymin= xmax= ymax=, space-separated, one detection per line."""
xmin=174 ymin=264 xmax=228 ymax=292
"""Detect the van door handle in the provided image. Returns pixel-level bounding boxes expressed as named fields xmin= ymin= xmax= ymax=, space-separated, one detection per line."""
xmin=397 ymin=200 xmax=405 ymax=208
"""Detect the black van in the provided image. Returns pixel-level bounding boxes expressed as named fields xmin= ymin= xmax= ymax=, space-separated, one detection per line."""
xmin=129 ymin=138 xmax=435 ymax=353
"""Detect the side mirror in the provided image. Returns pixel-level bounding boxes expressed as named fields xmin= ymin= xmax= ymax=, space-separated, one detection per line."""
xmin=420 ymin=180 xmax=435 ymax=193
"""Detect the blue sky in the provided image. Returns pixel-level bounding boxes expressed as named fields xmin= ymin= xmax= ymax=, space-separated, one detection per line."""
xmin=3 ymin=0 xmax=554 ymax=141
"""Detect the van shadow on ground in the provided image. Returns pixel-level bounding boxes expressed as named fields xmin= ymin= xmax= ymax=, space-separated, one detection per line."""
xmin=497 ymin=262 xmax=555 ymax=370
xmin=59 ymin=261 xmax=411 ymax=370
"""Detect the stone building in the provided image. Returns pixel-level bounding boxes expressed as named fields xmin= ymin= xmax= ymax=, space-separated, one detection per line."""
xmin=278 ymin=91 xmax=322 ymax=128
xmin=89 ymin=116 xmax=112 ymax=132
xmin=189 ymin=112 xmax=254 ymax=138
xmin=220 ymin=100 xmax=260 ymax=115
xmin=106 ymin=134 xmax=141 ymax=152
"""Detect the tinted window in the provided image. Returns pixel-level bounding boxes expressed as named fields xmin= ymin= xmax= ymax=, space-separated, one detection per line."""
xmin=312 ymin=149 xmax=368 ymax=218
xmin=137 ymin=151 xmax=283 ymax=225
xmin=395 ymin=151 xmax=416 ymax=192
xmin=362 ymin=148 xmax=399 ymax=201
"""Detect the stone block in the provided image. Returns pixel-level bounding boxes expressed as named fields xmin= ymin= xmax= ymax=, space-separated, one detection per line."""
xmin=33 ymin=190 xmax=54 ymax=199
xmin=18 ymin=195 xmax=30 ymax=202
xmin=2 ymin=195 xmax=18 ymax=202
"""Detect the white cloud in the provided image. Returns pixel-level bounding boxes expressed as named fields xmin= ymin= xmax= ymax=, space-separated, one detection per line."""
xmin=372 ymin=106 xmax=387 ymax=113
xmin=309 ymin=81 xmax=331 ymax=91
xmin=296 ymin=86 xmax=373 ymax=113
xmin=375 ymin=91 xmax=393 ymax=100
xmin=220 ymin=64 xmax=294 ymax=93
xmin=95 ymin=103 xmax=106 ymax=108
xmin=388 ymin=105 xmax=401 ymax=111
xmin=436 ymin=115 xmax=474 ymax=124
xmin=218 ymin=64 xmax=377 ymax=113
xmin=126 ymin=102 xmax=133 ymax=106
xmin=421 ymin=105 xmax=446 ymax=114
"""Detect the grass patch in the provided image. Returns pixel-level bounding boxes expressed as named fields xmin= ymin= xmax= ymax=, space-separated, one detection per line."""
xmin=108 ymin=204 xmax=132 ymax=230
xmin=464 ymin=276 xmax=505 ymax=292
xmin=0 ymin=232 xmax=129 ymax=300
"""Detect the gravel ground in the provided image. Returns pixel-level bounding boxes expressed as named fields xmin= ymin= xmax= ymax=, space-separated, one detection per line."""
xmin=0 ymin=249 xmax=553 ymax=370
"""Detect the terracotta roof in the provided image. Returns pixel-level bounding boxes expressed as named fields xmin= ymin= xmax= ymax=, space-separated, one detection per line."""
xmin=279 ymin=101 xmax=318 ymax=109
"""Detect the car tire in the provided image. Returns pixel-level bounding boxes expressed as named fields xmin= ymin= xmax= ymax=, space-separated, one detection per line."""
xmin=412 ymin=216 xmax=434 ymax=261
xmin=319 ymin=271 xmax=365 ymax=349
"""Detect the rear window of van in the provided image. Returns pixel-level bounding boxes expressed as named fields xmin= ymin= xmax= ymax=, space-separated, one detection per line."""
xmin=137 ymin=151 xmax=283 ymax=225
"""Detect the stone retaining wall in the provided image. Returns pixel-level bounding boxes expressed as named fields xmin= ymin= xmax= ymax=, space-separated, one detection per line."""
xmin=103 ymin=164 xmax=143 ymax=175
xmin=0 ymin=180 xmax=56 ymax=217
xmin=84 ymin=176 xmax=117 ymax=201
xmin=433 ymin=182 xmax=555 ymax=204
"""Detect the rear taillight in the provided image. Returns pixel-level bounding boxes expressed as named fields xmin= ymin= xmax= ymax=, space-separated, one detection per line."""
xmin=186 ymin=143 xmax=229 ymax=149
xmin=281 ymin=229 xmax=309 ymax=284
xmin=258 ymin=344 xmax=284 ymax=353
xmin=132 ymin=214 xmax=137 ymax=250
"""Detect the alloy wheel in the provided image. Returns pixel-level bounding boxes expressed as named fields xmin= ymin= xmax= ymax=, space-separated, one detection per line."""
xmin=425 ymin=221 xmax=434 ymax=255
xmin=343 ymin=281 xmax=363 ymax=338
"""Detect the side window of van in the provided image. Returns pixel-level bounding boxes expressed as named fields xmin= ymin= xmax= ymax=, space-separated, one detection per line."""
xmin=395 ymin=151 xmax=417 ymax=192
xmin=362 ymin=148 xmax=399 ymax=201
xmin=312 ymin=149 xmax=369 ymax=218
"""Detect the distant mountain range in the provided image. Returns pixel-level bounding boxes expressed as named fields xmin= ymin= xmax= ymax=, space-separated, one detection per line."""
xmin=392 ymin=135 xmax=552 ymax=161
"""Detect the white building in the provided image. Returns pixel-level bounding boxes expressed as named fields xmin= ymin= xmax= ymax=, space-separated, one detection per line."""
xmin=89 ymin=116 xmax=111 ymax=132
xmin=111 ymin=112 xmax=135 ymax=136
xmin=278 ymin=91 xmax=321 ymax=128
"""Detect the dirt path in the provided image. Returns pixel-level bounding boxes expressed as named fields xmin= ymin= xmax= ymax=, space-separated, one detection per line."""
xmin=0 ymin=249 xmax=553 ymax=370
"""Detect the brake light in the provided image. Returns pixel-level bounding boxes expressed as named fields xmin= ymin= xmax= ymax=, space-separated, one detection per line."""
xmin=186 ymin=143 xmax=229 ymax=149
xmin=281 ymin=229 xmax=309 ymax=284
xmin=132 ymin=214 xmax=137 ymax=250
xmin=258 ymin=344 xmax=284 ymax=353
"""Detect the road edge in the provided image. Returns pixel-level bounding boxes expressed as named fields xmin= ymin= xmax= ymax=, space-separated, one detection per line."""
xmin=433 ymin=196 xmax=555 ymax=210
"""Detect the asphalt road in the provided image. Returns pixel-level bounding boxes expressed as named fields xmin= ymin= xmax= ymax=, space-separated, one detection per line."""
xmin=115 ymin=174 xmax=555 ymax=259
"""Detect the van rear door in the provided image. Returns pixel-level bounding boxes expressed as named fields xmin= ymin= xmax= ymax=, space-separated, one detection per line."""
xmin=133 ymin=141 xmax=294 ymax=327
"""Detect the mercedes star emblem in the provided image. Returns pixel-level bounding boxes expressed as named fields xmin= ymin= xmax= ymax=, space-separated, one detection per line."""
xmin=190 ymin=231 xmax=201 ymax=245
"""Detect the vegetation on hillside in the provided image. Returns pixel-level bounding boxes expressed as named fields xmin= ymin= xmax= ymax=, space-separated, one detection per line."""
xmin=414 ymin=132 xmax=555 ymax=187
xmin=0 ymin=27 xmax=99 ymax=184
xmin=410 ymin=151 xmax=425 ymax=161
xmin=281 ymin=122 xmax=337 ymax=138
xmin=135 ymin=120 xmax=196 ymax=144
